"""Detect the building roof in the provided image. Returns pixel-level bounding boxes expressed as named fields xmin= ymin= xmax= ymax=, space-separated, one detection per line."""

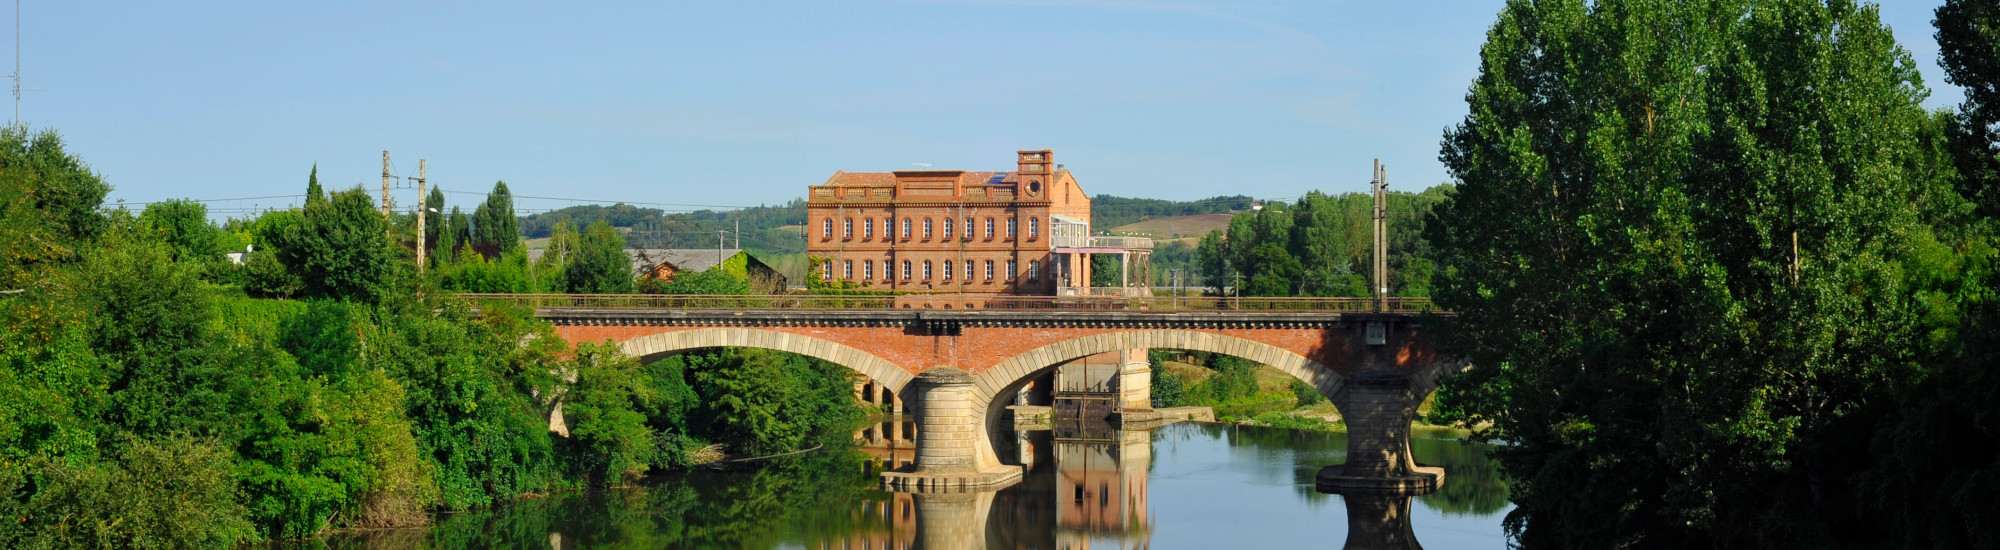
xmin=628 ymin=248 xmax=741 ymax=274
xmin=821 ymin=170 xmax=1008 ymax=187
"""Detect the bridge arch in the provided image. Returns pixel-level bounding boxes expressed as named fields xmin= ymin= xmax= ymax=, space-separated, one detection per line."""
xmin=617 ymin=327 xmax=915 ymax=393
xmin=970 ymin=329 xmax=1343 ymax=405
xmin=964 ymin=329 xmax=1347 ymax=471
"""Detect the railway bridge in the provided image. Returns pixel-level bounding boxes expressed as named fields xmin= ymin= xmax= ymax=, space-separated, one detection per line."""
xmin=472 ymin=294 xmax=1460 ymax=494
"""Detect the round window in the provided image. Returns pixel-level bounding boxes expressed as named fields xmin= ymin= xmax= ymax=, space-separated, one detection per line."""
xmin=1028 ymin=180 xmax=1042 ymax=194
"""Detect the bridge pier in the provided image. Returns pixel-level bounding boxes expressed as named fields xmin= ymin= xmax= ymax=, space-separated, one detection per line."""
xmin=883 ymin=367 xmax=1024 ymax=491
xmin=1315 ymin=373 xmax=1446 ymax=495
xmin=1113 ymin=348 xmax=1161 ymax=424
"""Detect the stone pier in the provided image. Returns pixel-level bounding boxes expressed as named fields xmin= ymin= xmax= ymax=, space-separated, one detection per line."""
xmin=912 ymin=490 xmax=1001 ymax=549
xmin=882 ymin=367 xmax=1024 ymax=491
xmin=1113 ymin=347 xmax=1160 ymax=424
xmin=1314 ymin=373 xmax=1446 ymax=495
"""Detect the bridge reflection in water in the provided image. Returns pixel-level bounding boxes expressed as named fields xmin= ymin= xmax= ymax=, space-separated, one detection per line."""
xmin=837 ymin=418 xmax=1437 ymax=550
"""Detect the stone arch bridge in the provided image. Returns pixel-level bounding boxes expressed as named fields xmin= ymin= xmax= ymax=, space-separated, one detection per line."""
xmin=480 ymin=294 xmax=1459 ymax=494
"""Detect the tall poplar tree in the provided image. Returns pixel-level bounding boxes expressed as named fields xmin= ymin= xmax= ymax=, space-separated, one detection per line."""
xmin=1430 ymin=1 xmax=1984 ymax=546
xmin=304 ymin=164 xmax=324 ymax=207
xmin=471 ymin=181 xmax=520 ymax=258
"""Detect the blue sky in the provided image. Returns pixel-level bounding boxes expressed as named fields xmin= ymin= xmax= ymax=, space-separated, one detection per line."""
xmin=16 ymin=1 xmax=1964 ymax=217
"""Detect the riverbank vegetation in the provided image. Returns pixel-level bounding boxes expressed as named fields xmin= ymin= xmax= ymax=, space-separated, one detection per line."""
xmin=1430 ymin=1 xmax=2000 ymax=547
xmin=1147 ymin=349 xmax=1472 ymax=435
xmin=0 ymin=130 xmax=868 ymax=547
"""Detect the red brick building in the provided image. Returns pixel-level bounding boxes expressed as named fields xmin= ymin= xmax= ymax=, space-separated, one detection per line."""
xmin=807 ymin=149 xmax=1096 ymax=296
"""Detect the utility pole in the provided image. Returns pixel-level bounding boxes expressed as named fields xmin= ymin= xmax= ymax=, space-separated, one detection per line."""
xmin=415 ymin=159 xmax=427 ymax=273
xmin=380 ymin=150 xmax=392 ymax=219
xmin=733 ymin=219 xmax=740 ymax=249
xmin=1372 ymin=159 xmax=1389 ymax=312
xmin=717 ymin=230 xmax=726 ymax=265
xmin=12 ymin=0 xmax=19 ymax=124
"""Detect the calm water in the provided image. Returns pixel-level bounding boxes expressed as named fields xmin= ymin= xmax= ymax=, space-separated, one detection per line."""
xmin=318 ymin=422 xmax=1511 ymax=548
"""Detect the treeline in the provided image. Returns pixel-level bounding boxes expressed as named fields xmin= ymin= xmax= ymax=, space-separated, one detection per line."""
xmin=1088 ymin=194 xmax=1254 ymax=229
xmin=0 ymin=129 xmax=865 ymax=547
xmin=518 ymin=201 xmax=809 ymax=254
xmin=1187 ymin=186 xmax=1449 ymax=295
xmin=1429 ymin=1 xmax=2000 ymax=548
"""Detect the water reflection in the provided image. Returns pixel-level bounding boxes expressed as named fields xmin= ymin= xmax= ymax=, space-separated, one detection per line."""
xmin=312 ymin=421 xmax=1510 ymax=548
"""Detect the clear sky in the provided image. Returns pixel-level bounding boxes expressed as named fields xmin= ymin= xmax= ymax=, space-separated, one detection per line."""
xmin=14 ymin=1 xmax=1965 ymax=217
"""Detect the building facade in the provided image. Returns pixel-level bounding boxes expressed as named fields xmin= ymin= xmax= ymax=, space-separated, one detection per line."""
xmin=806 ymin=149 xmax=1092 ymax=296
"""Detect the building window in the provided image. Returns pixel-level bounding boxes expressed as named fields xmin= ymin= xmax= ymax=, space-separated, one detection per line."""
xmin=1007 ymin=260 xmax=1017 ymax=281
xmin=943 ymin=260 xmax=953 ymax=281
xmin=864 ymin=260 xmax=874 ymax=280
xmin=965 ymin=217 xmax=975 ymax=241
xmin=902 ymin=260 xmax=912 ymax=281
xmin=822 ymin=260 xmax=833 ymax=281
xmin=942 ymin=217 xmax=953 ymax=239
xmin=864 ymin=218 xmax=874 ymax=240
xmin=902 ymin=218 xmax=912 ymax=239
xmin=984 ymin=218 xmax=995 ymax=239
xmin=843 ymin=218 xmax=854 ymax=239
xmin=922 ymin=260 xmax=932 ymax=281
xmin=984 ymin=260 xmax=995 ymax=280
xmin=923 ymin=218 xmax=933 ymax=240
xmin=1006 ymin=218 xmax=1017 ymax=239
xmin=822 ymin=218 xmax=832 ymax=239
xmin=842 ymin=260 xmax=853 ymax=280
xmin=966 ymin=260 xmax=976 ymax=280
xmin=1028 ymin=260 xmax=1039 ymax=282
xmin=1029 ymin=217 xmax=1039 ymax=239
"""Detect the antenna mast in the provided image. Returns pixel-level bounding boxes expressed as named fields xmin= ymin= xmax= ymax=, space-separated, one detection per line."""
xmin=12 ymin=0 xmax=20 ymax=124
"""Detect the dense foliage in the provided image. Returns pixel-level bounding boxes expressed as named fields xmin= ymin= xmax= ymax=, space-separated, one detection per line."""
xmin=1429 ymin=1 xmax=2000 ymax=547
xmin=0 ymin=136 xmax=870 ymax=547
xmin=1194 ymin=187 xmax=1447 ymax=296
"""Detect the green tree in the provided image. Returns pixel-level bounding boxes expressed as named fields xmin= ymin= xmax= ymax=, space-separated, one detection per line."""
xmin=1936 ymin=0 xmax=2000 ymax=215
xmin=564 ymin=220 xmax=633 ymax=294
xmin=0 ymin=127 xmax=111 ymax=289
xmin=137 ymin=199 xmax=222 ymax=265
xmin=563 ymin=343 xmax=660 ymax=484
xmin=278 ymin=188 xmax=398 ymax=302
xmin=424 ymin=186 xmax=446 ymax=264
xmin=472 ymin=181 xmax=521 ymax=258
xmin=304 ymin=164 xmax=325 ymax=207
xmin=1194 ymin=230 xmax=1230 ymax=294
xmin=1430 ymin=1 xmax=1986 ymax=546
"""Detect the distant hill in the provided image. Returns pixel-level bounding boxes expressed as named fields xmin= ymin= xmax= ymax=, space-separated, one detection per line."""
xmin=518 ymin=201 xmax=808 ymax=255
xmin=1107 ymin=213 xmax=1236 ymax=242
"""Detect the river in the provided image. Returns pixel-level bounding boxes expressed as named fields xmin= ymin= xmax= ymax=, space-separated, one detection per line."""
xmin=317 ymin=421 xmax=1511 ymax=548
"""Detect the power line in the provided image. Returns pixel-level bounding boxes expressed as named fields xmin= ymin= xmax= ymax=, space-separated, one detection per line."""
xmin=111 ymin=194 xmax=306 ymax=206
xmin=436 ymin=189 xmax=756 ymax=210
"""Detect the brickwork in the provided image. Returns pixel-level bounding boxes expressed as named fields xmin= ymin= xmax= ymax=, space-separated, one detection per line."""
xmin=806 ymin=150 xmax=1086 ymax=295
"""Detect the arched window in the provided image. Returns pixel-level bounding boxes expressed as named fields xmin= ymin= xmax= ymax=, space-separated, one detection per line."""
xmin=864 ymin=218 xmax=874 ymax=240
xmin=821 ymin=218 xmax=832 ymax=239
xmin=821 ymin=260 xmax=832 ymax=281
xmin=1006 ymin=260 xmax=1017 ymax=281
xmin=863 ymin=260 xmax=874 ymax=280
xmin=1006 ymin=218 xmax=1017 ymax=239
xmin=841 ymin=260 xmax=852 ymax=280
xmin=942 ymin=217 xmax=953 ymax=239
xmin=843 ymin=218 xmax=854 ymax=239
xmin=965 ymin=217 xmax=975 ymax=241
xmin=923 ymin=218 xmax=933 ymax=240
xmin=902 ymin=260 xmax=912 ymax=281
xmin=943 ymin=260 xmax=953 ymax=281
xmin=965 ymin=260 xmax=976 ymax=281
xmin=984 ymin=260 xmax=995 ymax=280
xmin=984 ymin=218 xmax=995 ymax=239
xmin=1029 ymin=217 xmax=1039 ymax=239
xmin=1028 ymin=260 xmax=1039 ymax=282
xmin=901 ymin=218 xmax=912 ymax=239
xmin=922 ymin=260 xmax=932 ymax=280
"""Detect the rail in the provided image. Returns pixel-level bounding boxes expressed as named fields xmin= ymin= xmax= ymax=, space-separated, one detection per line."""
xmin=457 ymin=293 xmax=1442 ymax=314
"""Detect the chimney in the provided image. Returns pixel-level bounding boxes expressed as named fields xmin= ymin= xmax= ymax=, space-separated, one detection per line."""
xmin=1017 ymin=149 xmax=1051 ymax=197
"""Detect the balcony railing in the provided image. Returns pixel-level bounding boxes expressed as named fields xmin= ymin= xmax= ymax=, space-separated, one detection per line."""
xmin=457 ymin=293 xmax=1442 ymax=314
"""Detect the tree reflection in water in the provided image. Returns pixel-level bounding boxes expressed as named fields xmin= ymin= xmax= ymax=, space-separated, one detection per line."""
xmin=309 ymin=422 xmax=1510 ymax=548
